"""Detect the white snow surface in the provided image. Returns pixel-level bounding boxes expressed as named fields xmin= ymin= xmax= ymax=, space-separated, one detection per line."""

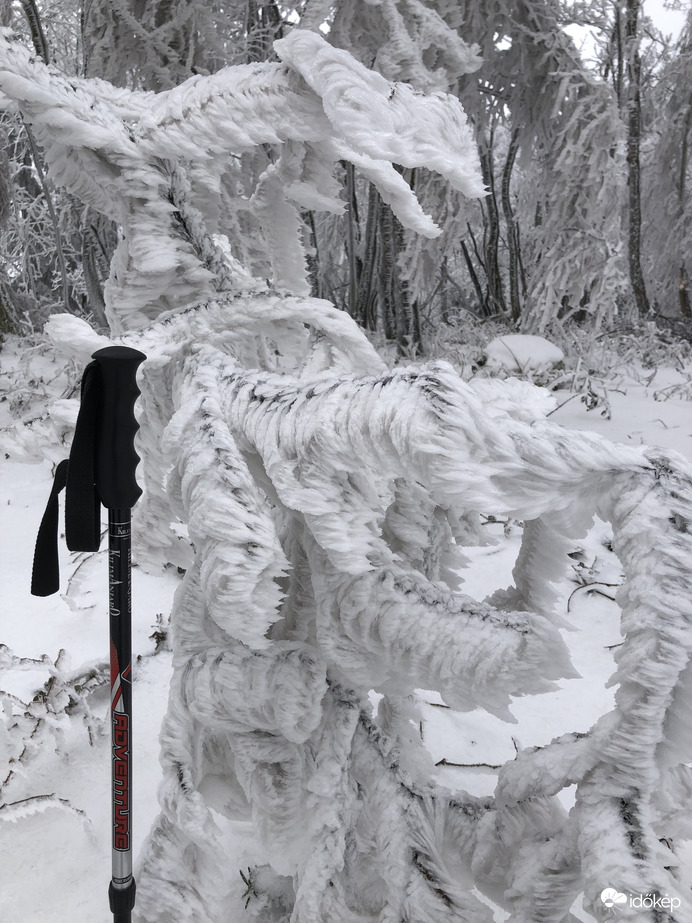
xmin=2 ymin=339 xmax=692 ymax=921
xmin=484 ymin=334 xmax=565 ymax=372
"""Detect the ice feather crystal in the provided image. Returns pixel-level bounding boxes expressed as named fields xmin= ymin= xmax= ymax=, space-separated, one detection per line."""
xmin=2 ymin=24 xmax=691 ymax=923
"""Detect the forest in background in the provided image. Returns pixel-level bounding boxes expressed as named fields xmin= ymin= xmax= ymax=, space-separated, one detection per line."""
xmin=0 ymin=0 xmax=690 ymax=358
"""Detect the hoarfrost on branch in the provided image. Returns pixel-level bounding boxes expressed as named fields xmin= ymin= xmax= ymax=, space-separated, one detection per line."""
xmin=1 ymin=23 xmax=691 ymax=923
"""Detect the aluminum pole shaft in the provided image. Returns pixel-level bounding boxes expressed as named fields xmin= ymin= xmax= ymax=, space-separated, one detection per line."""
xmin=108 ymin=508 xmax=136 ymax=922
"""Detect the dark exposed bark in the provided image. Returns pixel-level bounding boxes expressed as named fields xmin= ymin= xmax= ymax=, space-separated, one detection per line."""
xmin=0 ymin=276 xmax=19 ymax=336
xmin=680 ymin=102 xmax=691 ymax=207
xmin=344 ymin=162 xmax=362 ymax=321
xmin=19 ymin=0 xmax=49 ymax=64
xmin=501 ymin=128 xmax=522 ymax=323
xmin=460 ymin=240 xmax=485 ymax=313
xmin=625 ymin=0 xmax=650 ymax=316
xmin=467 ymin=222 xmax=486 ymax=274
xmin=376 ymin=201 xmax=420 ymax=352
xmin=391 ymin=210 xmax=420 ymax=355
xmin=305 ymin=210 xmax=322 ymax=299
xmin=379 ymin=202 xmax=396 ymax=340
xmin=604 ymin=5 xmax=625 ymax=109
xmin=337 ymin=171 xmax=420 ymax=354
xmin=153 ymin=0 xmax=187 ymax=77
xmin=246 ymin=0 xmax=284 ymax=63
xmin=0 ymin=146 xmax=8 ymax=228
xmin=81 ymin=217 xmax=113 ymax=329
xmin=478 ymin=127 xmax=507 ymax=317
xmin=675 ymin=94 xmax=691 ymax=315
xmin=356 ymin=181 xmax=380 ymax=330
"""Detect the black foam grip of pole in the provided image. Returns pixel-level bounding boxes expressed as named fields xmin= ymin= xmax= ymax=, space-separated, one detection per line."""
xmin=92 ymin=346 xmax=146 ymax=511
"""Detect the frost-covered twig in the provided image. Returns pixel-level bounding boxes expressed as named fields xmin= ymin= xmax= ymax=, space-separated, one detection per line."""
xmin=0 ymin=646 xmax=108 ymax=793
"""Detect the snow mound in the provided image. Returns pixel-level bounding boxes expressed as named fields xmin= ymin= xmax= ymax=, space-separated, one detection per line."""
xmin=484 ymin=334 xmax=565 ymax=373
xmin=469 ymin=378 xmax=557 ymax=421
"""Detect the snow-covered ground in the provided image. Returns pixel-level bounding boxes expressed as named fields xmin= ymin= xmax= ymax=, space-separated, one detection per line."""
xmin=2 ymin=337 xmax=692 ymax=921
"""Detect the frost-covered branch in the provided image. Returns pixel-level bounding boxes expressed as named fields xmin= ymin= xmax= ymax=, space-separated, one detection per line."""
xmin=0 ymin=26 xmax=483 ymax=331
xmin=34 ymin=294 xmax=692 ymax=921
xmin=119 ymin=308 xmax=692 ymax=921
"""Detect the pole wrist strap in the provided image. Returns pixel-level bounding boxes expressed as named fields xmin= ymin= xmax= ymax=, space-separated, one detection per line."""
xmin=31 ymin=361 xmax=102 ymax=597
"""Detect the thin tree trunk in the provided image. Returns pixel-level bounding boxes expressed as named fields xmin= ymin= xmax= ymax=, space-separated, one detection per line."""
xmin=501 ymin=128 xmax=522 ymax=323
xmin=679 ymin=102 xmax=690 ymax=206
xmin=81 ymin=218 xmax=111 ymax=329
xmin=305 ymin=210 xmax=322 ymax=299
xmin=614 ymin=6 xmax=624 ymax=108
xmin=356 ymin=181 xmax=379 ymax=330
xmin=440 ymin=257 xmax=449 ymax=324
xmin=460 ymin=240 xmax=485 ymax=313
xmin=625 ymin=0 xmax=650 ymax=316
xmin=23 ymin=122 xmax=74 ymax=314
xmin=367 ymin=188 xmax=421 ymax=353
xmin=393 ymin=215 xmax=420 ymax=354
xmin=467 ymin=222 xmax=486 ymax=273
xmin=19 ymin=0 xmax=49 ymax=63
xmin=478 ymin=127 xmax=507 ymax=317
xmin=379 ymin=203 xmax=396 ymax=340
xmin=345 ymin=162 xmax=361 ymax=320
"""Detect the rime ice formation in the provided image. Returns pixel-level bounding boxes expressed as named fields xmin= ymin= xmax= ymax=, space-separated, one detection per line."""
xmin=0 ymin=26 xmax=483 ymax=331
xmin=2 ymin=24 xmax=691 ymax=923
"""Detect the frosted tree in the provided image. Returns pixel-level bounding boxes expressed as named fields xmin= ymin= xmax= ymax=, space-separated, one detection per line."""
xmin=641 ymin=10 xmax=692 ymax=316
xmin=450 ymin=0 xmax=630 ymax=331
xmin=0 ymin=1 xmax=289 ymax=334
xmin=80 ymin=0 xmax=281 ymax=88
xmin=313 ymin=0 xmax=631 ymax=335
xmin=310 ymin=0 xmax=483 ymax=347
xmin=2 ymin=20 xmax=692 ymax=923
xmin=0 ymin=0 xmax=89 ymax=332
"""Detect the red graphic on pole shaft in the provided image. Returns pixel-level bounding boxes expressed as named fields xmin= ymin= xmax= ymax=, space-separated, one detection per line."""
xmin=113 ymin=711 xmax=130 ymax=850
xmin=111 ymin=637 xmax=131 ymax=853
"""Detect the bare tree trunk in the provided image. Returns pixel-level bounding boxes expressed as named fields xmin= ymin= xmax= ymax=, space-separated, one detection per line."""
xmin=81 ymin=214 xmax=113 ymax=329
xmin=344 ymin=162 xmax=361 ymax=321
xmin=19 ymin=0 xmax=49 ymax=63
xmin=501 ymin=127 xmax=522 ymax=323
xmin=305 ymin=210 xmax=322 ymax=299
xmin=460 ymin=239 xmax=485 ymax=313
xmin=392 ymin=214 xmax=420 ymax=355
xmin=478 ymin=127 xmax=507 ymax=317
xmin=356 ymin=181 xmax=379 ymax=330
xmin=379 ymin=203 xmax=396 ymax=341
xmin=679 ymin=101 xmax=691 ymax=207
xmin=605 ymin=5 xmax=625 ymax=109
xmin=625 ymin=0 xmax=650 ymax=316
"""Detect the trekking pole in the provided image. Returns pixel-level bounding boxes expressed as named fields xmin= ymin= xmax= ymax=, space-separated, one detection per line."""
xmin=96 ymin=347 xmax=145 ymax=923
xmin=31 ymin=345 xmax=146 ymax=923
